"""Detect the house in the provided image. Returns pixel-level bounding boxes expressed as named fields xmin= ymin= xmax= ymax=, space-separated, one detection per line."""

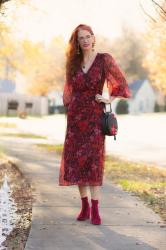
xmin=47 ymin=90 xmax=64 ymax=113
xmin=48 ymin=90 xmax=63 ymax=106
xmin=0 ymin=79 xmax=15 ymax=93
xmin=0 ymin=92 xmax=49 ymax=116
xmin=0 ymin=77 xmax=49 ymax=116
xmin=102 ymin=79 xmax=157 ymax=114
xmin=127 ymin=79 xmax=156 ymax=114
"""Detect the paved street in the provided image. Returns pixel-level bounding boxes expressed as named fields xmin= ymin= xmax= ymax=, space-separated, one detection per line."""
xmin=0 ymin=113 xmax=166 ymax=167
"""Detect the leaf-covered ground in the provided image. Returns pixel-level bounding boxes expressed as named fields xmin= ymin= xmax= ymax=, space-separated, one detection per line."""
xmin=0 ymin=161 xmax=33 ymax=250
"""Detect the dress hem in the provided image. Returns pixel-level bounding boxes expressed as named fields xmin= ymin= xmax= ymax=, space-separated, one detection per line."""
xmin=58 ymin=176 xmax=103 ymax=186
xmin=58 ymin=183 xmax=103 ymax=186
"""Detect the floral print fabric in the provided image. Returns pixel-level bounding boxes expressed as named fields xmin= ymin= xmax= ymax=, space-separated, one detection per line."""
xmin=59 ymin=53 xmax=131 ymax=186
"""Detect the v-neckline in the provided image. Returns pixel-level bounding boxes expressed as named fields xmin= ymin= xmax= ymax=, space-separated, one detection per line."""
xmin=81 ymin=52 xmax=99 ymax=75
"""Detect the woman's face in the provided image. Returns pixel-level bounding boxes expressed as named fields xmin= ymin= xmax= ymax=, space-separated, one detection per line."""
xmin=77 ymin=29 xmax=95 ymax=52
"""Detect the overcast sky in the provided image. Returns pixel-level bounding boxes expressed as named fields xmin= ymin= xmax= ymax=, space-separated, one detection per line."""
xmin=5 ymin=0 xmax=155 ymax=44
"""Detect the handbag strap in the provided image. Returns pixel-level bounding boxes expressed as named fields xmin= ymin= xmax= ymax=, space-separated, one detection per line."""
xmin=98 ymin=53 xmax=112 ymax=113
xmin=104 ymin=103 xmax=112 ymax=113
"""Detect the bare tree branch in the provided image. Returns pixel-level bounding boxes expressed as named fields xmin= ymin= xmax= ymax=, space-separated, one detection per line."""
xmin=0 ymin=0 xmax=10 ymax=6
xmin=139 ymin=1 xmax=157 ymax=23
xmin=151 ymin=0 xmax=166 ymax=15
xmin=139 ymin=0 xmax=166 ymax=22
xmin=0 ymin=0 xmax=10 ymax=12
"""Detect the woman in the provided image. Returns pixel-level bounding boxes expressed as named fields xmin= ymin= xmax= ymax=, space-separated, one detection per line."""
xmin=59 ymin=24 xmax=131 ymax=225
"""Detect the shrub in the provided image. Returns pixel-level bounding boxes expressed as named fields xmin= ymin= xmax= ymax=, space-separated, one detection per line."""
xmin=116 ymin=100 xmax=129 ymax=114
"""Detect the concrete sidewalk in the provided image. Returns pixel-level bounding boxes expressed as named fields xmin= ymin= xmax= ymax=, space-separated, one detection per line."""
xmin=1 ymin=139 xmax=166 ymax=250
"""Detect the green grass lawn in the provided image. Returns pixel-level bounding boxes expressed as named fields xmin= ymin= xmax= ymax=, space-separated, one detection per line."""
xmin=0 ymin=122 xmax=17 ymax=128
xmin=35 ymin=143 xmax=63 ymax=154
xmin=0 ymin=147 xmax=5 ymax=157
xmin=0 ymin=133 xmax=47 ymax=139
xmin=105 ymin=155 xmax=166 ymax=223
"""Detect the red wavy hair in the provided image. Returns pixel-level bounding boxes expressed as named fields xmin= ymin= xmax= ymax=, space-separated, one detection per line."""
xmin=66 ymin=24 xmax=94 ymax=83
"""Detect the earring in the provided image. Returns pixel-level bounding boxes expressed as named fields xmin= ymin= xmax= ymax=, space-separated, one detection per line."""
xmin=92 ymin=42 xmax=95 ymax=51
xmin=77 ymin=43 xmax=80 ymax=54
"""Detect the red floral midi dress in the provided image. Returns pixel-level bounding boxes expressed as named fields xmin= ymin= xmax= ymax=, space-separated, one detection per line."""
xmin=59 ymin=52 xmax=131 ymax=186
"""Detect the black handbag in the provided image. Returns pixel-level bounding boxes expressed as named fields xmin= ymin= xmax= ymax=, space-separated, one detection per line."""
xmin=101 ymin=103 xmax=118 ymax=140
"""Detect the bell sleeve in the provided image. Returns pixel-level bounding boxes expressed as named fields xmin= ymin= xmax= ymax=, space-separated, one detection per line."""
xmin=62 ymin=81 xmax=73 ymax=108
xmin=103 ymin=53 xmax=131 ymax=98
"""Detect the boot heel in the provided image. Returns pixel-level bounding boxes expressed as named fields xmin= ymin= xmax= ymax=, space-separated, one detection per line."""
xmin=91 ymin=199 xmax=101 ymax=225
xmin=76 ymin=196 xmax=90 ymax=221
xmin=86 ymin=209 xmax=90 ymax=219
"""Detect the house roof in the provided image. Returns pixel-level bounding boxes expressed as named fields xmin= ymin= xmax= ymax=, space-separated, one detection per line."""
xmin=129 ymin=79 xmax=145 ymax=98
xmin=0 ymin=79 xmax=15 ymax=93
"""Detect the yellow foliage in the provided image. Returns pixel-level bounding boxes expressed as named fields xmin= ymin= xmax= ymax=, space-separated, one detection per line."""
xmin=0 ymin=23 xmax=17 ymax=79
xmin=19 ymin=39 xmax=65 ymax=96
xmin=143 ymin=21 xmax=166 ymax=95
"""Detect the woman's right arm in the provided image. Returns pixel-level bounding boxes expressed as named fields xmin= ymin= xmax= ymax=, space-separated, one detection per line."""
xmin=62 ymin=82 xmax=73 ymax=108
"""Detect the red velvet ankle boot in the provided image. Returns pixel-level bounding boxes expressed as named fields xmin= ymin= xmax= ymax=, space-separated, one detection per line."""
xmin=91 ymin=199 xmax=101 ymax=225
xmin=77 ymin=196 xmax=90 ymax=221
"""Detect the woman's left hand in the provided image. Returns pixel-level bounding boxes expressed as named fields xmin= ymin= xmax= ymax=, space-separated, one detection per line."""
xmin=95 ymin=94 xmax=110 ymax=104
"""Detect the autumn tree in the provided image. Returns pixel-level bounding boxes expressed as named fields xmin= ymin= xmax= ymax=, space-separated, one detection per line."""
xmin=16 ymin=37 xmax=66 ymax=96
xmin=0 ymin=22 xmax=18 ymax=80
xmin=143 ymin=22 xmax=166 ymax=95
xmin=96 ymin=27 xmax=148 ymax=83
xmin=0 ymin=0 xmax=34 ymax=80
xmin=142 ymin=1 xmax=166 ymax=95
